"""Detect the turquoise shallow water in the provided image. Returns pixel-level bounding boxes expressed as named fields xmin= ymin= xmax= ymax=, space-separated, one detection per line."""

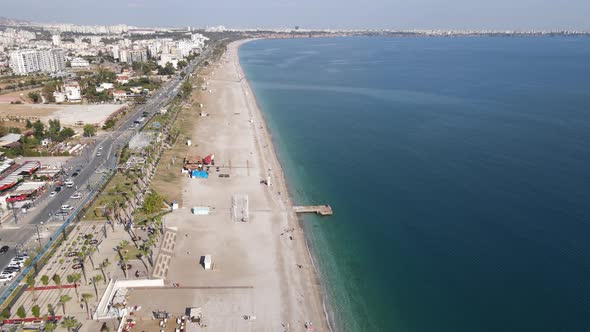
xmin=239 ymin=37 xmax=590 ymax=332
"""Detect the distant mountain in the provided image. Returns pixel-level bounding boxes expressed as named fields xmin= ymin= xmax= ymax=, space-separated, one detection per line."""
xmin=0 ymin=17 xmax=33 ymax=26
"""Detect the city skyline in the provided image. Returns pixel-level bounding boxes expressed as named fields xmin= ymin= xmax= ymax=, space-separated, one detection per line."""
xmin=2 ymin=0 xmax=590 ymax=30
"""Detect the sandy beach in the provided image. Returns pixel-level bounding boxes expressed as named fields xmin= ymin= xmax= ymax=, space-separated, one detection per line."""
xmin=129 ymin=40 xmax=330 ymax=331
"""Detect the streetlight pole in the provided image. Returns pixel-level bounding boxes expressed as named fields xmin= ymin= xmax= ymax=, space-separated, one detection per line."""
xmin=36 ymin=221 xmax=43 ymax=250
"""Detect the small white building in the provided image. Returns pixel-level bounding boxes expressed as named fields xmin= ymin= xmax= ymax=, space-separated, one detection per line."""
xmin=70 ymin=57 xmax=90 ymax=68
xmin=116 ymin=75 xmax=129 ymax=85
xmin=64 ymin=82 xmax=81 ymax=101
xmin=113 ymin=90 xmax=127 ymax=101
xmin=53 ymin=91 xmax=66 ymax=103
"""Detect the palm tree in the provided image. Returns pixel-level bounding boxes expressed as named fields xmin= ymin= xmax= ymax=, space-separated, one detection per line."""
xmin=81 ymin=293 xmax=93 ymax=319
xmin=117 ymin=240 xmax=129 ymax=260
xmin=87 ymin=246 xmax=97 ymax=269
xmin=120 ymin=255 xmax=129 ymax=279
xmin=66 ymin=273 xmax=81 ymax=297
xmin=91 ymin=275 xmax=103 ymax=297
xmin=26 ymin=273 xmax=37 ymax=303
xmin=58 ymin=295 xmax=72 ymax=315
xmin=99 ymin=259 xmax=110 ymax=282
xmin=137 ymin=248 xmax=149 ymax=276
xmin=77 ymin=251 xmax=88 ymax=283
xmin=60 ymin=316 xmax=78 ymax=332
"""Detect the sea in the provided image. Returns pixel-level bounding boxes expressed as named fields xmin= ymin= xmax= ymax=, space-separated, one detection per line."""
xmin=239 ymin=36 xmax=590 ymax=332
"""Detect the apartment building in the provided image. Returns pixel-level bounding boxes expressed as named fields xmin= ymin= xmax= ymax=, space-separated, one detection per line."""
xmin=9 ymin=49 xmax=66 ymax=75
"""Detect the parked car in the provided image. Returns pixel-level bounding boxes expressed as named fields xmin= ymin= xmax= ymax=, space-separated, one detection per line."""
xmin=97 ymin=152 xmax=102 ymax=156
xmin=61 ymin=205 xmax=73 ymax=211
xmin=55 ymin=186 xmax=62 ymax=193
xmin=49 ymin=191 xmax=57 ymax=197
xmin=21 ymin=203 xmax=31 ymax=213
xmin=54 ymin=210 xmax=69 ymax=217
xmin=71 ymin=193 xmax=82 ymax=199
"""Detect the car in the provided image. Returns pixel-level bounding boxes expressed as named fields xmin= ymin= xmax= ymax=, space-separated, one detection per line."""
xmin=0 ymin=245 xmax=9 ymax=254
xmin=21 ymin=203 xmax=31 ymax=213
xmin=54 ymin=210 xmax=69 ymax=217
xmin=97 ymin=152 xmax=102 ymax=156
xmin=99 ymin=146 xmax=103 ymax=150
xmin=49 ymin=191 xmax=57 ymax=197
xmin=61 ymin=205 xmax=73 ymax=211
xmin=55 ymin=186 xmax=62 ymax=193
xmin=71 ymin=172 xmax=79 ymax=177
xmin=71 ymin=193 xmax=82 ymax=199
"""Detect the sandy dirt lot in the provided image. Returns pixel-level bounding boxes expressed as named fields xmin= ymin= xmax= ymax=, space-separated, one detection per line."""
xmin=0 ymin=103 xmax=125 ymax=126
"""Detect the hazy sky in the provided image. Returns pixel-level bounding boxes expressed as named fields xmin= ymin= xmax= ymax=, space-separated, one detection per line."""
xmin=3 ymin=0 xmax=589 ymax=30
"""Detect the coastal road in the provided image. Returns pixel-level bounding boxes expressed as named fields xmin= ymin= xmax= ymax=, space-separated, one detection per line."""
xmin=0 ymin=45 xmax=214 ymax=285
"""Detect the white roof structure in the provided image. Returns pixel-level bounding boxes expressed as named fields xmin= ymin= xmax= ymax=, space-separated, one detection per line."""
xmin=203 ymin=255 xmax=212 ymax=270
xmin=12 ymin=181 xmax=46 ymax=195
xmin=0 ymin=133 xmax=21 ymax=146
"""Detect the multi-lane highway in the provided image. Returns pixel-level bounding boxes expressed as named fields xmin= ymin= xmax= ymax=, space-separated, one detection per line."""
xmin=0 ymin=45 xmax=213 ymax=284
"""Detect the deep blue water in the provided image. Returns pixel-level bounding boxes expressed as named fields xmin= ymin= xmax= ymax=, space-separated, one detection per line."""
xmin=239 ymin=37 xmax=590 ymax=332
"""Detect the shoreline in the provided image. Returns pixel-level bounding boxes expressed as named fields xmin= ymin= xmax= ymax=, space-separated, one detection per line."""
xmin=235 ymin=38 xmax=336 ymax=332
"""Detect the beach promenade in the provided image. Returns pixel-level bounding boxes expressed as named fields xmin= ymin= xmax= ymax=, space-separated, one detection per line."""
xmin=128 ymin=40 xmax=330 ymax=331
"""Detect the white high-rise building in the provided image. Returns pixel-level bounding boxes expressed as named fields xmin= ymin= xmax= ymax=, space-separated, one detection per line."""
xmin=9 ymin=49 xmax=66 ymax=75
xmin=52 ymin=34 xmax=61 ymax=46
xmin=9 ymin=50 xmax=40 ymax=75
xmin=111 ymin=45 xmax=120 ymax=60
xmin=90 ymin=36 xmax=101 ymax=46
xmin=119 ymin=49 xmax=128 ymax=63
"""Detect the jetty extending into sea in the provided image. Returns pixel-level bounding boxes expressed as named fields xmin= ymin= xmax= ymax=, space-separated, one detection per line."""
xmin=293 ymin=205 xmax=333 ymax=216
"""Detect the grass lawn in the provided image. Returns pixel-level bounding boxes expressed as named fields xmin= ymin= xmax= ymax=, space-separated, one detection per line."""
xmin=150 ymin=91 xmax=202 ymax=205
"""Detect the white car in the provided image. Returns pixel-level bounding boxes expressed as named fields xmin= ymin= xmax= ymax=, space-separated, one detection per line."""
xmin=97 ymin=152 xmax=102 ymax=156
xmin=99 ymin=146 xmax=103 ymax=150
xmin=49 ymin=191 xmax=57 ymax=197
xmin=71 ymin=193 xmax=82 ymax=199
xmin=61 ymin=205 xmax=74 ymax=211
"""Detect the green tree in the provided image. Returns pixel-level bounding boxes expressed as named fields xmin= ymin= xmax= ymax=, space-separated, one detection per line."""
xmin=0 ymin=307 xmax=11 ymax=319
xmin=58 ymin=127 xmax=75 ymax=141
xmin=181 ymin=80 xmax=192 ymax=98
xmin=158 ymin=62 xmax=175 ymax=76
xmin=45 ymin=321 xmax=57 ymax=332
xmin=32 ymin=120 xmax=45 ymax=138
xmin=48 ymin=119 xmax=61 ymax=141
xmin=60 ymin=316 xmax=78 ymax=332
xmin=41 ymin=274 xmax=50 ymax=286
xmin=31 ymin=304 xmax=40 ymax=318
xmin=142 ymin=191 xmax=164 ymax=215
xmin=28 ymin=91 xmax=41 ymax=103
xmin=58 ymin=295 xmax=72 ymax=315
xmin=102 ymin=119 xmax=116 ymax=130
xmin=25 ymin=119 xmax=33 ymax=128
xmin=65 ymin=59 xmax=71 ymax=67
xmin=83 ymin=124 xmax=96 ymax=137
xmin=16 ymin=305 xmax=26 ymax=319
xmin=52 ymin=274 xmax=61 ymax=288
xmin=177 ymin=60 xmax=188 ymax=68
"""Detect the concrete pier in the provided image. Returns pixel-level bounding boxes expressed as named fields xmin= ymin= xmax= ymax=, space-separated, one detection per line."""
xmin=293 ymin=205 xmax=333 ymax=216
